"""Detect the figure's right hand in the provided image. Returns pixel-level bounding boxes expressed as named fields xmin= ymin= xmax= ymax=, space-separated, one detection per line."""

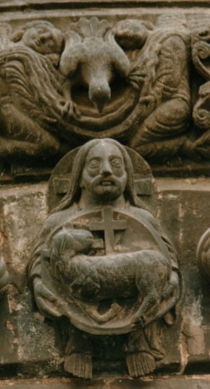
xmin=139 ymin=95 xmax=156 ymax=113
xmin=33 ymin=277 xmax=62 ymax=318
xmin=57 ymin=99 xmax=81 ymax=118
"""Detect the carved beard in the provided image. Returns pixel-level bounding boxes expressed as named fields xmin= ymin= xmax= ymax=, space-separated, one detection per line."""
xmin=83 ymin=174 xmax=127 ymax=202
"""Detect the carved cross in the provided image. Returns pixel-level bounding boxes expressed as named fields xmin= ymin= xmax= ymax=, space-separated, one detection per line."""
xmin=89 ymin=206 xmax=127 ymax=254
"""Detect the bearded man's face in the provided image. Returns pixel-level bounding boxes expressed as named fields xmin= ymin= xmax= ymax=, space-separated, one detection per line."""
xmin=80 ymin=141 xmax=128 ymax=202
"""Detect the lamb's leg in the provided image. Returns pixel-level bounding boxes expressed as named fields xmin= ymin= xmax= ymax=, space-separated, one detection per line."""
xmin=134 ymin=291 xmax=160 ymax=327
xmin=134 ymin=268 xmax=161 ymax=326
xmin=144 ymin=271 xmax=181 ymax=326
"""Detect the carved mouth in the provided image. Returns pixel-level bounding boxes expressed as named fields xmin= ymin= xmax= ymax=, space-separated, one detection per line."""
xmin=100 ymin=181 xmax=114 ymax=186
xmin=96 ymin=176 xmax=116 ymax=186
xmin=71 ymin=75 xmax=139 ymax=130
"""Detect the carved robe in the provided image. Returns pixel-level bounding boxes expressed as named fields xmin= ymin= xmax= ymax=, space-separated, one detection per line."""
xmin=129 ymin=28 xmax=190 ymax=158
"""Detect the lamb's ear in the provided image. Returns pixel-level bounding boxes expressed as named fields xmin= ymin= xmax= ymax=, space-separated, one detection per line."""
xmin=113 ymin=19 xmax=153 ymax=50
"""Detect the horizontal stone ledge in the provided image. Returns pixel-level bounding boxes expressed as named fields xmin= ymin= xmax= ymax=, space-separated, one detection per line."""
xmin=0 ymin=0 xmax=210 ymax=11
xmin=1 ymin=376 xmax=210 ymax=389
xmin=156 ymin=177 xmax=210 ymax=193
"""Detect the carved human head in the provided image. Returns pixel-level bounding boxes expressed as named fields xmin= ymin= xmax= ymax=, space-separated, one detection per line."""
xmin=80 ymin=140 xmax=128 ymax=202
xmin=21 ymin=21 xmax=64 ymax=54
xmin=114 ymin=19 xmax=152 ymax=50
xmin=54 ymin=139 xmax=137 ymax=211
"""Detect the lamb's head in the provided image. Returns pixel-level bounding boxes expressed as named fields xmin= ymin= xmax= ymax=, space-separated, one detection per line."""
xmin=50 ymin=228 xmax=94 ymax=262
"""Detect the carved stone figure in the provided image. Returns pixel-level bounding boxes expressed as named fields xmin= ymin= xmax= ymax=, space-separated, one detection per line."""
xmin=197 ymin=228 xmax=210 ymax=279
xmin=59 ymin=17 xmax=130 ymax=114
xmin=0 ymin=16 xmax=191 ymax=167
xmin=48 ymin=228 xmax=172 ymax=326
xmin=29 ymin=138 xmax=182 ymax=379
xmin=127 ymin=16 xmax=190 ymax=159
xmin=0 ymin=258 xmax=10 ymax=291
xmin=0 ymin=21 xmax=66 ymax=160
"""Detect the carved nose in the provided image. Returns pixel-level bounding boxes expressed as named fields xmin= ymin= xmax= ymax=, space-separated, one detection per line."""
xmin=101 ymin=161 xmax=112 ymax=175
xmin=89 ymin=80 xmax=111 ymax=113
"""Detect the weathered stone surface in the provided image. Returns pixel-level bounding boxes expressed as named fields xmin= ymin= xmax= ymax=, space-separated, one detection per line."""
xmin=0 ymin=0 xmax=210 ymax=386
xmin=28 ymin=140 xmax=181 ymax=379
xmin=0 ymin=14 xmax=190 ymax=165
xmin=0 ymin=183 xmax=48 ymax=288
xmin=0 ymin=376 xmax=210 ymax=389
xmin=156 ymin=178 xmax=210 ymax=370
xmin=0 ymin=183 xmax=61 ymax=368
xmin=0 ymin=177 xmax=210 ymax=374
xmin=0 ymin=10 xmax=209 ymax=172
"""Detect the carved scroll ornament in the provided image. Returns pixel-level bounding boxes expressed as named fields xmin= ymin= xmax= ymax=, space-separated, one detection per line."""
xmin=191 ymin=25 xmax=210 ymax=159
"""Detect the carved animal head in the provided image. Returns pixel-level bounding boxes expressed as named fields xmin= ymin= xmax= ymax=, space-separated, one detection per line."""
xmin=48 ymin=227 xmax=94 ymax=283
xmin=60 ymin=17 xmax=130 ymax=113
xmin=50 ymin=228 xmax=94 ymax=262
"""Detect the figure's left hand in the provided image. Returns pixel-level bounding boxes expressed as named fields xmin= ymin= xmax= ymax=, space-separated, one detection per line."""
xmin=33 ymin=277 xmax=62 ymax=318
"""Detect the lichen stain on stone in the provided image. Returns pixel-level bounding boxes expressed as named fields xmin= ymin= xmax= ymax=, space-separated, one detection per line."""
xmin=178 ymin=203 xmax=185 ymax=219
xmin=180 ymin=296 xmax=205 ymax=372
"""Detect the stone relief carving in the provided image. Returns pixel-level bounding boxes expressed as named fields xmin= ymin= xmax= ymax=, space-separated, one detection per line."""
xmin=0 ymin=21 xmax=66 ymax=160
xmin=0 ymin=258 xmax=10 ymax=292
xmin=0 ymin=16 xmax=192 ymax=170
xmin=127 ymin=16 xmax=191 ymax=160
xmin=5 ymin=14 xmax=210 ymax=171
xmin=191 ymin=24 xmax=210 ymax=159
xmin=197 ymin=228 xmax=210 ymax=279
xmin=28 ymin=139 xmax=182 ymax=379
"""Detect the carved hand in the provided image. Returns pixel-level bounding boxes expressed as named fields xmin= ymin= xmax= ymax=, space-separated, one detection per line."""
xmin=33 ymin=277 xmax=61 ymax=318
xmin=139 ymin=95 xmax=156 ymax=114
xmin=56 ymin=99 xmax=81 ymax=118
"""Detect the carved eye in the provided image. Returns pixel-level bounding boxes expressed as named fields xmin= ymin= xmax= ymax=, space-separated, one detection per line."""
xmin=47 ymin=39 xmax=55 ymax=48
xmin=110 ymin=157 xmax=122 ymax=167
xmin=40 ymin=35 xmax=54 ymax=47
xmin=88 ymin=158 xmax=100 ymax=168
